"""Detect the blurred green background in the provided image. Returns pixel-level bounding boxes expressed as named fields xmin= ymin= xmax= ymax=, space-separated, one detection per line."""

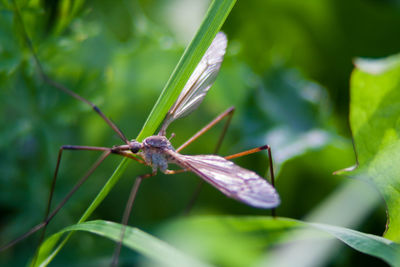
xmin=1 ymin=0 xmax=399 ymax=266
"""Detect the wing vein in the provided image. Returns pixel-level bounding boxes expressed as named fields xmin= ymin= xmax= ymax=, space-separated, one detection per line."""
xmin=160 ymin=32 xmax=227 ymax=133
xmin=165 ymin=150 xmax=280 ymax=209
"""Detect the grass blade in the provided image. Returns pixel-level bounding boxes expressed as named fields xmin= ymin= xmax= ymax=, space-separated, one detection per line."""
xmin=137 ymin=0 xmax=237 ymax=141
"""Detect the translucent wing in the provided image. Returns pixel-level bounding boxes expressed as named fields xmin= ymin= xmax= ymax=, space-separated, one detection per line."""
xmin=167 ymin=151 xmax=280 ymax=208
xmin=160 ymin=32 xmax=227 ymax=133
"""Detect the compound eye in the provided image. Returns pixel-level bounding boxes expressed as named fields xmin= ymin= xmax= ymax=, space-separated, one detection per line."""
xmin=131 ymin=147 xmax=140 ymax=153
xmin=129 ymin=141 xmax=141 ymax=153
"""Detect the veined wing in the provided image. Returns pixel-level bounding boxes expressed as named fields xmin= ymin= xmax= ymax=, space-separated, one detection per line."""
xmin=167 ymin=151 xmax=280 ymax=209
xmin=160 ymin=32 xmax=227 ymax=133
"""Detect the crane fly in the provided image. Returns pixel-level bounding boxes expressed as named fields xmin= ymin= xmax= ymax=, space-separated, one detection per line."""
xmin=130 ymin=32 xmax=279 ymax=209
xmin=1 ymin=31 xmax=280 ymax=266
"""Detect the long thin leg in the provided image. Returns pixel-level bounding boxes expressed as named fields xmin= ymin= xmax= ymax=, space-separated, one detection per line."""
xmin=0 ymin=149 xmax=111 ymax=253
xmin=180 ymin=107 xmax=235 ymax=213
xmin=111 ymin=172 xmax=156 ymax=267
xmin=163 ymin=169 xmax=186 ymax=175
xmin=176 ymin=106 xmax=235 ymax=152
xmin=36 ymin=146 xmax=112 ymax=255
xmin=44 ymin=146 xmax=123 ymax=236
xmin=32 ymin=150 xmax=113 ymax=265
xmin=225 ymin=145 xmax=277 ymax=216
xmin=11 ymin=0 xmax=129 ymax=144
xmin=184 ymin=182 xmax=204 ymax=215
xmin=164 ymin=145 xmax=276 ymax=178
xmin=114 ymin=151 xmax=146 ymax=165
xmin=30 ymin=146 xmax=143 ymax=258
xmin=224 ymin=145 xmax=275 ymax=186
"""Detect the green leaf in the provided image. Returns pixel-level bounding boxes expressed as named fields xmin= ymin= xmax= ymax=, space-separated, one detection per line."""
xmin=31 ymin=0 xmax=237 ymax=265
xmin=341 ymin=55 xmax=400 ymax=241
xmin=157 ymin=216 xmax=400 ymax=267
xmin=33 ymin=160 xmax=130 ymax=267
xmin=44 ymin=220 xmax=211 ymax=267
xmin=309 ymin=222 xmax=400 ymax=266
xmin=39 ymin=217 xmax=398 ymax=267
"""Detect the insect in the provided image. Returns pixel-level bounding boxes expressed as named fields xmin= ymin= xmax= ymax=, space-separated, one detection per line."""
xmin=1 ymin=26 xmax=280 ymax=265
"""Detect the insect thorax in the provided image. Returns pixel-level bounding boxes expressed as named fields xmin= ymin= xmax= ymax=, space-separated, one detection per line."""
xmin=141 ymin=135 xmax=174 ymax=172
xmin=143 ymin=135 xmax=173 ymax=149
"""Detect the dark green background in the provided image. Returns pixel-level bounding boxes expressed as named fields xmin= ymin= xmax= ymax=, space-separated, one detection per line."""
xmin=1 ymin=0 xmax=399 ymax=266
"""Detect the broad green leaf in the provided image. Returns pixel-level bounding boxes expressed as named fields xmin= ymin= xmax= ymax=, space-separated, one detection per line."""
xmin=33 ymin=160 xmax=130 ymax=267
xmin=45 ymin=220 xmax=210 ymax=267
xmin=309 ymin=222 xmax=400 ymax=266
xmin=341 ymin=55 xmax=400 ymax=241
xmin=157 ymin=216 xmax=400 ymax=267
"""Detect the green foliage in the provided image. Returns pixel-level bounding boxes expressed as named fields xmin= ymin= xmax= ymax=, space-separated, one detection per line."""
xmin=41 ymin=217 xmax=400 ymax=266
xmin=1 ymin=0 xmax=400 ymax=266
xmin=52 ymin=220 xmax=211 ymax=267
xmin=30 ymin=1 xmax=237 ymax=265
xmin=157 ymin=216 xmax=400 ymax=267
xmin=344 ymin=55 xmax=400 ymax=242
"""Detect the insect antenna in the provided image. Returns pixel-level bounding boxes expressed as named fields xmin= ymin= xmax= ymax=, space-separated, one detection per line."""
xmin=0 ymin=148 xmax=112 ymax=251
xmin=11 ymin=0 xmax=129 ymax=145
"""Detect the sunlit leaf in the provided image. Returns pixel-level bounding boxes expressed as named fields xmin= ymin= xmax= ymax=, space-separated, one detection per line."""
xmin=341 ymin=55 xmax=400 ymax=241
xmin=45 ymin=220 xmax=211 ymax=267
xmin=157 ymin=216 xmax=400 ymax=267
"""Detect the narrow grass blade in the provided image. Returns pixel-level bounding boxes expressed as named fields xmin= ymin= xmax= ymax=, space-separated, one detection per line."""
xmin=137 ymin=0 xmax=236 ymax=141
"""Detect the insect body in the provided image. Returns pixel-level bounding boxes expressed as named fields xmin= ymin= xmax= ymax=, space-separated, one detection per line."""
xmin=127 ymin=32 xmax=280 ymax=209
xmin=140 ymin=136 xmax=175 ymax=172
xmin=123 ymin=132 xmax=280 ymax=209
